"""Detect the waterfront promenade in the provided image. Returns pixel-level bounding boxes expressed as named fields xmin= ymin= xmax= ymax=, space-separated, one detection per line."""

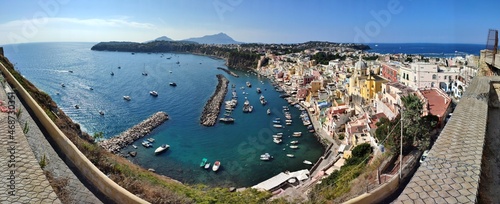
xmin=0 ymin=83 xmax=61 ymax=203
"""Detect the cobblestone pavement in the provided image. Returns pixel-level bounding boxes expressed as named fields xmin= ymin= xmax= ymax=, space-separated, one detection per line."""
xmin=394 ymin=77 xmax=490 ymax=203
xmin=0 ymin=75 xmax=102 ymax=203
xmin=0 ymin=97 xmax=61 ymax=203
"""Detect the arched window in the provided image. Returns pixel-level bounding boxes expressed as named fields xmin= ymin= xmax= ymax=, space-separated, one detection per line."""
xmin=432 ymin=74 xmax=437 ymax=80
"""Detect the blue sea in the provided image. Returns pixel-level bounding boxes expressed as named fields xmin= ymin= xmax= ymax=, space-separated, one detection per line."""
xmin=366 ymin=43 xmax=485 ymax=57
xmin=2 ymin=42 xmax=324 ymax=187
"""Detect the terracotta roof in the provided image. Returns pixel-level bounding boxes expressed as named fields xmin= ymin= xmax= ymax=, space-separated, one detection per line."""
xmin=418 ymin=88 xmax=451 ymax=118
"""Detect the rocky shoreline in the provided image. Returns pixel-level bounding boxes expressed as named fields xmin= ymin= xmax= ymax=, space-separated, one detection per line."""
xmin=217 ymin=67 xmax=239 ymax=77
xmin=99 ymin=111 xmax=169 ymax=153
xmin=200 ymin=74 xmax=229 ymax=126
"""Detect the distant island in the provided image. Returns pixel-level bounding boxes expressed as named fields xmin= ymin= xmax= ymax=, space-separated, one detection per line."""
xmin=91 ymin=39 xmax=370 ymax=70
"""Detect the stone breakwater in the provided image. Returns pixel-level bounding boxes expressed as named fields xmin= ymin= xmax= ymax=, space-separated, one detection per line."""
xmin=217 ymin=67 xmax=239 ymax=77
xmin=200 ymin=74 xmax=229 ymax=126
xmin=99 ymin=111 xmax=169 ymax=153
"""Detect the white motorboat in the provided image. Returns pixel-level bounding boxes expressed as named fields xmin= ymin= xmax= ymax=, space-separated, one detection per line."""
xmin=147 ymin=138 xmax=155 ymax=143
xmin=273 ymin=124 xmax=283 ymax=128
xmin=212 ymin=161 xmax=221 ymax=171
xmin=286 ymin=154 xmax=295 ymax=158
xmin=260 ymin=153 xmax=273 ymax=161
xmin=149 ymin=91 xmax=158 ymax=97
xmin=272 ymin=135 xmax=282 ymax=139
xmin=290 ymin=145 xmax=299 ymax=149
xmin=132 ymin=145 xmax=137 ymax=149
xmin=273 ymin=138 xmax=282 ymax=144
xmin=154 ymin=144 xmax=170 ymax=154
xmin=142 ymin=141 xmax=151 ymax=148
xmin=303 ymin=160 xmax=313 ymax=165
xmin=204 ymin=163 xmax=211 ymax=169
xmin=293 ymin=132 xmax=302 ymax=137
xmin=290 ymin=140 xmax=299 ymax=144
xmin=123 ymin=95 xmax=131 ymax=101
xmin=267 ymin=109 xmax=271 ymax=115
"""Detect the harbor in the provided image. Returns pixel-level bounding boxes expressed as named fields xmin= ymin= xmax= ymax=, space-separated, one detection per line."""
xmin=99 ymin=111 xmax=169 ymax=153
xmin=200 ymin=74 xmax=229 ymax=126
xmin=5 ymin=43 xmax=324 ymax=188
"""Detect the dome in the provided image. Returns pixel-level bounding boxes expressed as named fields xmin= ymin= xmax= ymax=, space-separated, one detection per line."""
xmin=355 ymin=57 xmax=367 ymax=70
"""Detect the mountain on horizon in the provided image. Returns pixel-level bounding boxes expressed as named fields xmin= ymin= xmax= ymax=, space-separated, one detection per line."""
xmin=154 ymin=36 xmax=173 ymax=41
xmin=182 ymin=32 xmax=242 ymax=44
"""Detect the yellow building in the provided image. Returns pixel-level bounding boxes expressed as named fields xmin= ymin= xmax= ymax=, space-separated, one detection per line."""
xmin=360 ymin=75 xmax=387 ymax=101
xmin=349 ymin=55 xmax=387 ymax=101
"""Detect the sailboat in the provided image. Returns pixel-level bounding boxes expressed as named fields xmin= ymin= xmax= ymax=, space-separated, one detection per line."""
xmin=142 ymin=64 xmax=148 ymax=76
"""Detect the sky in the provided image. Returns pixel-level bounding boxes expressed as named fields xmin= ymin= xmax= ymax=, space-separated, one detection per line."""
xmin=0 ymin=0 xmax=498 ymax=45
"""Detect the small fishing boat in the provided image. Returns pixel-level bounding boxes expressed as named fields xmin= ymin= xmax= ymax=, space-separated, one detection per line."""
xmin=273 ymin=124 xmax=283 ymax=128
xmin=267 ymin=109 xmax=271 ymax=115
xmin=290 ymin=145 xmax=299 ymax=149
xmin=212 ymin=161 xmax=221 ymax=172
xmin=147 ymin=138 xmax=155 ymax=143
xmin=290 ymin=140 xmax=299 ymax=144
xmin=132 ymin=145 xmax=137 ymax=149
xmin=74 ymin=105 xmax=80 ymax=109
xmin=286 ymin=154 xmax=295 ymax=158
xmin=246 ymin=81 xmax=252 ymax=87
xmin=200 ymin=158 xmax=208 ymax=168
xmin=204 ymin=162 xmax=211 ymax=169
xmin=273 ymin=138 xmax=282 ymax=144
xmin=123 ymin=95 xmax=131 ymax=101
xmin=149 ymin=91 xmax=158 ymax=97
xmin=61 ymin=83 xmax=65 ymax=87
xmin=99 ymin=110 xmax=104 ymax=115
xmin=169 ymin=82 xmax=177 ymax=86
xmin=303 ymin=160 xmax=313 ymax=165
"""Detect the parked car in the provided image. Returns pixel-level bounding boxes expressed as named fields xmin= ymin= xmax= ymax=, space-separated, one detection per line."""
xmin=420 ymin=150 xmax=429 ymax=163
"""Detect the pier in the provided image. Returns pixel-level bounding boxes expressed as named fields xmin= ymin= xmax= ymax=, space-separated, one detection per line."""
xmin=200 ymin=74 xmax=229 ymax=126
xmin=217 ymin=67 xmax=239 ymax=77
xmin=99 ymin=111 xmax=169 ymax=153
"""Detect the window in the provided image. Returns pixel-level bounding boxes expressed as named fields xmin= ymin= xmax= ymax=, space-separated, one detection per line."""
xmin=432 ymin=74 xmax=437 ymax=80
xmin=444 ymin=75 xmax=447 ymax=79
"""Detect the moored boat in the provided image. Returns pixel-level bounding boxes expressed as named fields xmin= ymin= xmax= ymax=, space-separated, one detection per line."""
xmin=286 ymin=154 xmax=295 ymax=158
xmin=142 ymin=141 xmax=151 ymax=148
xmin=260 ymin=153 xmax=273 ymax=161
xmin=147 ymin=138 xmax=155 ymax=143
xmin=290 ymin=140 xmax=299 ymax=144
xmin=246 ymin=81 xmax=252 ymax=87
xmin=293 ymin=132 xmax=302 ymax=137
xmin=273 ymin=124 xmax=283 ymax=128
xmin=204 ymin=163 xmax=211 ymax=169
xmin=303 ymin=160 xmax=313 ymax=165
xmin=200 ymin=158 xmax=208 ymax=167
xmin=273 ymin=138 xmax=282 ymax=144
xmin=154 ymin=144 xmax=170 ymax=154
xmin=267 ymin=109 xmax=271 ymax=115
xmin=256 ymin=88 xmax=261 ymax=93
xmin=290 ymin=145 xmax=299 ymax=149
xmin=132 ymin=144 xmax=137 ymax=149
xmin=212 ymin=161 xmax=221 ymax=171
xmin=123 ymin=95 xmax=131 ymax=101
xmin=150 ymin=91 xmax=158 ymax=97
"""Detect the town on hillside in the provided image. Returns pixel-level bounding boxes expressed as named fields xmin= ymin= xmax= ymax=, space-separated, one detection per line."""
xmin=245 ymin=42 xmax=482 ymax=201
